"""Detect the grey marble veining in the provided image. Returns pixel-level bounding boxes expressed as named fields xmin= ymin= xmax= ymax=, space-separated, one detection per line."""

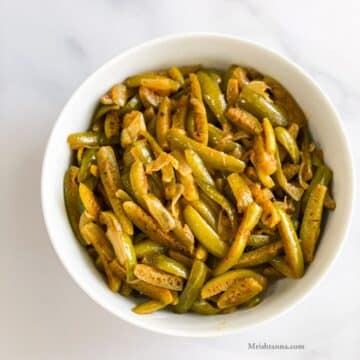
xmin=1 ymin=0 xmax=359 ymax=359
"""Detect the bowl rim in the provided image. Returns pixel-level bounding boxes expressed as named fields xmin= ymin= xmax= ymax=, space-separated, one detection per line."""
xmin=41 ymin=32 xmax=355 ymax=337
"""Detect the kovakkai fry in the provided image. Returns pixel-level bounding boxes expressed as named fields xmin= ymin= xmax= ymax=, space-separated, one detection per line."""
xmin=64 ymin=63 xmax=335 ymax=315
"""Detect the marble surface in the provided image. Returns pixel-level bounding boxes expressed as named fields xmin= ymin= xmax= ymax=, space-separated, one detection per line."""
xmin=1 ymin=0 xmax=360 ymax=358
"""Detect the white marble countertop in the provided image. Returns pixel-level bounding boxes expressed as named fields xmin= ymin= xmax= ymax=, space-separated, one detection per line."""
xmin=2 ymin=0 xmax=360 ymax=359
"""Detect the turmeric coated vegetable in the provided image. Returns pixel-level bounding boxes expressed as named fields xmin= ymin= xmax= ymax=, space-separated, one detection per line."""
xmin=168 ymin=128 xmax=245 ymax=172
xmin=168 ymin=66 xmax=185 ymax=85
xmin=64 ymin=166 xmax=85 ymax=245
xmin=99 ymin=211 xmax=137 ymax=282
xmin=172 ymin=95 xmax=188 ymax=130
xmin=201 ymin=269 xmax=267 ymax=299
xmin=190 ymin=97 xmax=208 ymax=145
xmin=118 ymin=95 xmax=142 ymax=117
xmin=78 ymin=148 xmax=97 ymax=182
xmin=214 ymin=202 xmax=263 ymax=275
xmin=247 ymin=234 xmax=273 ymax=248
xmin=184 ymin=205 xmax=228 ymax=258
xmin=129 ymin=160 xmax=149 ymax=208
xmin=132 ymin=299 xmax=170 ymax=314
xmin=277 ymin=208 xmax=304 ymax=278
xmin=184 ymin=148 xmax=215 ymax=186
xmin=104 ymin=111 xmax=120 ymax=138
xmin=196 ymin=180 xmax=237 ymax=231
xmin=239 ymin=82 xmax=288 ymax=127
xmin=96 ymin=146 xmax=134 ymax=235
xmin=140 ymin=77 xmax=180 ymax=93
xmin=227 ymin=173 xmax=253 ymax=212
xmin=197 ymin=71 xmax=227 ymax=128
xmin=302 ymin=165 xmax=332 ymax=208
xmin=171 ymin=150 xmax=199 ymax=201
xmin=262 ymin=76 xmax=307 ymax=127
xmin=208 ymin=124 xmax=243 ymax=156
xmin=223 ymin=65 xmax=249 ymax=91
xmin=143 ymin=193 xmax=176 ymax=232
xmin=81 ymin=223 xmax=115 ymax=262
xmin=275 ymin=126 xmax=300 ymax=164
xmin=131 ymin=280 xmax=174 ymax=303
xmin=147 ymin=253 xmax=189 ymax=279
xmin=236 ymin=240 xmax=283 ymax=267
xmin=274 ymin=146 xmax=304 ymax=201
xmin=67 ymin=132 xmax=119 ymax=149
xmin=134 ymin=264 xmax=184 ymax=291
xmin=226 ymin=107 xmax=262 ymax=135
xmin=191 ymin=299 xmax=220 ymax=315
xmin=172 ymin=220 xmax=195 ymax=253
xmin=134 ymin=240 xmax=165 ymax=259
xmin=190 ymin=198 xmax=217 ymax=229
xmin=270 ymin=256 xmax=295 ymax=278
xmin=64 ymin=64 xmax=334 ymax=315
xmin=300 ymin=184 xmax=327 ymax=262
xmin=123 ymin=201 xmax=192 ymax=255
xmin=121 ymin=111 xmax=146 ymax=148
xmin=217 ymin=277 xmax=263 ymax=309
xmin=175 ymin=259 xmax=208 ymax=313
xmin=125 ymin=73 xmax=166 ymax=87
xmin=156 ymin=97 xmax=171 ymax=150
xmin=226 ymin=78 xmax=239 ymax=106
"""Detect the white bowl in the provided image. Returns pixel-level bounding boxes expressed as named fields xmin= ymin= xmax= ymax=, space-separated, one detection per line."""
xmin=41 ymin=33 xmax=354 ymax=337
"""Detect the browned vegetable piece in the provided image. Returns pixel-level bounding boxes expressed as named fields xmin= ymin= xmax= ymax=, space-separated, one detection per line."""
xmin=227 ymin=173 xmax=253 ymax=212
xmin=172 ymin=95 xmax=189 ymax=130
xmin=213 ymin=203 xmax=263 ymax=275
xmin=217 ymin=277 xmax=263 ymax=309
xmin=96 ymin=146 xmax=134 ymax=235
xmin=201 ymin=269 xmax=267 ymax=299
xmin=156 ymin=97 xmax=171 ymax=150
xmin=131 ymin=280 xmax=174 ymax=303
xmin=81 ymin=223 xmax=115 ymax=262
xmin=226 ymin=78 xmax=239 ymax=105
xmin=79 ymin=183 xmax=101 ymax=218
xmin=190 ymin=97 xmax=208 ymax=145
xmin=236 ymin=241 xmax=283 ymax=267
xmin=140 ymin=77 xmax=180 ymax=93
xmin=123 ymin=201 xmax=193 ymax=255
xmin=134 ymin=264 xmax=184 ymax=291
xmin=226 ymin=107 xmax=262 ymax=135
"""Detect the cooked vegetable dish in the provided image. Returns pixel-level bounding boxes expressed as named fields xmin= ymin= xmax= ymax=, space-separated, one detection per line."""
xmin=64 ymin=64 xmax=335 ymax=315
